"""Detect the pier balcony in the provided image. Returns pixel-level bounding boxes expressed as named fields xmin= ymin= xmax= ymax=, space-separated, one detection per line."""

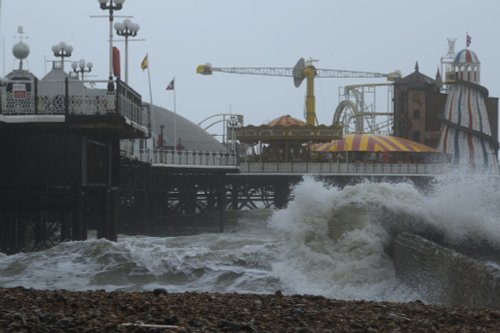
xmin=0 ymin=66 xmax=149 ymax=138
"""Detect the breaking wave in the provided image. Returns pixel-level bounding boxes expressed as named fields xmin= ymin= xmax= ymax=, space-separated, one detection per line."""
xmin=1 ymin=175 xmax=499 ymax=303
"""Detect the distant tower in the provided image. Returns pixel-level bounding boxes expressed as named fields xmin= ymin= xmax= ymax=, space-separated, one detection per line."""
xmin=12 ymin=26 xmax=29 ymax=70
xmin=438 ymin=37 xmax=498 ymax=169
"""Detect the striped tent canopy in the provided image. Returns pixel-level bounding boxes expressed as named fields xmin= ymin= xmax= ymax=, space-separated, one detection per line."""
xmin=266 ymin=115 xmax=306 ymax=127
xmin=313 ymin=134 xmax=438 ymax=153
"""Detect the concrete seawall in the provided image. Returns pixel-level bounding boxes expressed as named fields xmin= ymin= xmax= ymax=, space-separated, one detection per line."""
xmin=393 ymin=232 xmax=500 ymax=309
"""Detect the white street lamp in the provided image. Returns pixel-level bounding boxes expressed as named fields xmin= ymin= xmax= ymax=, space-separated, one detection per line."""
xmin=51 ymin=41 xmax=73 ymax=71
xmin=71 ymin=59 xmax=93 ymax=80
xmin=114 ymin=18 xmax=139 ymax=84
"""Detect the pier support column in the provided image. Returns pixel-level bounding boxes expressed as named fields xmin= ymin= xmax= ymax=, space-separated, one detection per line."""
xmin=274 ymin=180 xmax=290 ymax=209
xmin=96 ymin=189 xmax=118 ymax=241
xmin=72 ymin=192 xmax=87 ymax=241
xmin=33 ymin=213 xmax=44 ymax=250
xmin=217 ymin=174 xmax=226 ymax=232
xmin=179 ymin=185 xmax=196 ymax=215
xmin=230 ymin=184 xmax=239 ymax=210
xmin=0 ymin=212 xmax=25 ymax=254
xmin=142 ymin=166 xmax=150 ymax=234
xmin=60 ymin=210 xmax=72 ymax=242
xmin=207 ymin=190 xmax=216 ymax=212
xmin=104 ymin=189 xmax=118 ymax=241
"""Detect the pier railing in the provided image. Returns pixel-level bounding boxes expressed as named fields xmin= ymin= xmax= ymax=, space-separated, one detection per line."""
xmin=127 ymin=150 xmax=500 ymax=175
xmin=238 ymin=162 xmax=498 ymax=175
xmin=0 ymin=77 xmax=145 ymax=127
xmin=136 ymin=149 xmax=239 ymax=167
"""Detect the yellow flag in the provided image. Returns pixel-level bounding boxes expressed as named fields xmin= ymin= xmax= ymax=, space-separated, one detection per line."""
xmin=141 ymin=54 xmax=148 ymax=71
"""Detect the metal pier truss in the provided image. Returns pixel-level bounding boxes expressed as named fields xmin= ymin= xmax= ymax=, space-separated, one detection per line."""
xmin=226 ymin=175 xmax=300 ymax=210
xmin=118 ymin=162 xmax=232 ymax=235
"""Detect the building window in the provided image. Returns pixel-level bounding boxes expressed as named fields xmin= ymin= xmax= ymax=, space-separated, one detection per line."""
xmin=413 ymin=109 xmax=420 ymax=119
xmin=412 ymin=131 xmax=420 ymax=142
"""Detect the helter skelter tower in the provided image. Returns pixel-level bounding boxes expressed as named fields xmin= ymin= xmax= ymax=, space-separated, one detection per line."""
xmin=438 ymin=37 xmax=498 ymax=169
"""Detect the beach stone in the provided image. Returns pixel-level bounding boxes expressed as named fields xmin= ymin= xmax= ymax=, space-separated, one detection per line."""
xmin=153 ymin=288 xmax=168 ymax=297
xmin=188 ymin=318 xmax=207 ymax=328
xmin=218 ymin=319 xmax=256 ymax=331
xmin=291 ymin=308 xmax=305 ymax=316
xmin=8 ymin=322 xmax=21 ymax=331
xmin=164 ymin=315 xmax=179 ymax=325
xmin=1 ymin=288 xmax=500 ymax=332
xmin=55 ymin=317 xmax=74 ymax=328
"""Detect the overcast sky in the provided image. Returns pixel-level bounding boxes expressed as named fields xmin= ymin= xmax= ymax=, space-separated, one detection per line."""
xmin=3 ymin=0 xmax=500 ymax=135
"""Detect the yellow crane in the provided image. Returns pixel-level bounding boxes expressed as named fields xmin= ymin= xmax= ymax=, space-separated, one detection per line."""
xmin=197 ymin=58 xmax=401 ymax=126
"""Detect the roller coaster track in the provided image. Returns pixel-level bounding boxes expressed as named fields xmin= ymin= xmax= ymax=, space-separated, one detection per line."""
xmin=333 ymin=83 xmax=393 ymax=134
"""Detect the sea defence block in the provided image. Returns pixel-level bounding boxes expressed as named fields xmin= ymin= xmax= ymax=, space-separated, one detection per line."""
xmin=393 ymin=232 xmax=500 ymax=309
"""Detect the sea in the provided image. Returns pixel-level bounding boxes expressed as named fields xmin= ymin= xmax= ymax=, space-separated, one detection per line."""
xmin=1 ymin=174 xmax=500 ymax=303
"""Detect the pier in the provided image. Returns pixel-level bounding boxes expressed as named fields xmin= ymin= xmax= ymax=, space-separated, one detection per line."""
xmin=226 ymin=161 xmax=469 ymax=210
xmin=119 ymin=152 xmax=468 ymax=226
xmin=0 ymin=62 xmax=242 ymax=253
xmin=0 ymin=63 xmax=148 ymax=254
xmin=118 ymin=150 xmax=238 ymax=235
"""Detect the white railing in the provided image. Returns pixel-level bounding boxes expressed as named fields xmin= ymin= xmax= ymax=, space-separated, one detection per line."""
xmin=136 ymin=149 xmax=238 ymax=167
xmin=239 ymin=162 xmax=471 ymax=175
xmin=0 ymin=78 xmax=146 ymax=128
xmin=128 ymin=151 xmax=500 ymax=175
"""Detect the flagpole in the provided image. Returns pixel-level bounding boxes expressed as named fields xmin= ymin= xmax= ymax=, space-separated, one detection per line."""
xmin=173 ymin=77 xmax=177 ymax=162
xmin=143 ymin=54 xmax=153 ymax=155
xmin=146 ymin=54 xmax=153 ymax=104
xmin=147 ymin=68 xmax=153 ymax=104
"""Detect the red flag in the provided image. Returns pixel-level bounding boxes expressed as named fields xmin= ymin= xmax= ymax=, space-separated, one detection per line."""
xmin=112 ymin=47 xmax=121 ymax=77
xmin=166 ymin=78 xmax=175 ymax=90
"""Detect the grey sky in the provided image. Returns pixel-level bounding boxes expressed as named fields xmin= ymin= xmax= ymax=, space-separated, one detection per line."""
xmin=3 ymin=0 xmax=499 ymax=134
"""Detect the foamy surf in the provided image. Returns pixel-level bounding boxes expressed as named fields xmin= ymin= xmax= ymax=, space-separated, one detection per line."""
xmin=0 ymin=212 xmax=282 ymax=293
xmin=1 ymin=175 xmax=499 ymax=304
xmin=269 ymin=175 xmax=500 ymax=301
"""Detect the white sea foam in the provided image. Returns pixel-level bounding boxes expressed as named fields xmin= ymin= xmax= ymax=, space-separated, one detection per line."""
xmin=0 ymin=215 xmax=282 ymax=293
xmin=269 ymin=178 xmax=416 ymax=301
xmin=423 ymin=174 xmax=500 ymax=247
xmin=0 ymin=175 xmax=498 ymax=303
xmin=269 ymin=175 xmax=500 ymax=301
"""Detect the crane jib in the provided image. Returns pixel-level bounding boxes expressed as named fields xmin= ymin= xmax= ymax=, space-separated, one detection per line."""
xmin=196 ymin=59 xmax=401 ymax=128
xmin=211 ymin=67 xmax=389 ymax=79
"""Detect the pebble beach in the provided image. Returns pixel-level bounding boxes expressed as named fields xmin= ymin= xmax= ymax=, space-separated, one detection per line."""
xmin=1 ymin=287 xmax=499 ymax=332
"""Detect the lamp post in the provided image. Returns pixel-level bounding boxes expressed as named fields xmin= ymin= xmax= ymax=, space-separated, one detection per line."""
xmin=159 ymin=125 xmax=164 ymax=148
xmin=97 ymin=0 xmax=125 ymax=91
xmin=72 ymin=59 xmax=93 ymax=80
xmin=114 ymin=19 xmax=139 ymax=84
xmin=229 ymin=116 xmax=238 ymax=154
xmin=51 ymin=41 xmax=73 ymax=71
